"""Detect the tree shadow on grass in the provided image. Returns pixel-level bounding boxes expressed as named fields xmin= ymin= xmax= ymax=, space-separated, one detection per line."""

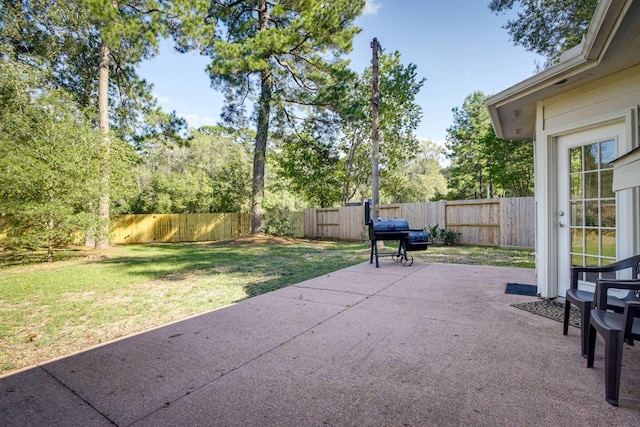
xmin=98 ymin=241 xmax=368 ymax=298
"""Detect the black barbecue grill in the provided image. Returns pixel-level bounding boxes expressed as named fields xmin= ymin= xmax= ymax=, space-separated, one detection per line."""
xmin=364 ymin=200 xmax=430 ymax=267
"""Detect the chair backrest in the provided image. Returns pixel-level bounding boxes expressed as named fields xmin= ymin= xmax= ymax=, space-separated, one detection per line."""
xmin=571 ymin=254 xmax=640 ymax=291
xmin=595 ymin=279 xmax=640 ymax=311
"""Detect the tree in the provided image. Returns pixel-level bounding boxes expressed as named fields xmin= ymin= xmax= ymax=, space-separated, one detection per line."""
xmin=275 ymin=50 xmax=429 ymax=207
xmin=489 ymin=0 xmax=598 ymax=66
xmin=446 ymin=91 xmax=533 ymax=199
xmin=0 ymin=60 xmax=102 ymax=261
xmin=381 ymin=139 xmax=448 ymax=204
xmin=276 ymin=131 xmax=343 ymax=207
xmin=130 ymin=127 xmax=253 ymax=213
xmin=0 ymin=0 xmax=186 ymax=247
xmin=174 ymin=0 xmax=365 ymax=233
xmin=339 ymin=51 xmax=426 ymax=205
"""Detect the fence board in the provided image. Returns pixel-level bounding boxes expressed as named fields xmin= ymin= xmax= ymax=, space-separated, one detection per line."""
xmin=111 ymin=213 xmax=251 ymax=244
xmin=290 ymin=212 xmax=305 ymax=238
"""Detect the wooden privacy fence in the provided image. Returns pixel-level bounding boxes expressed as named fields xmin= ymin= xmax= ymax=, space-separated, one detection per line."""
xmin=111 ymin=213 xmax=251 ymax=244
xmin=304 ymin=197 xmax=535 ymax=248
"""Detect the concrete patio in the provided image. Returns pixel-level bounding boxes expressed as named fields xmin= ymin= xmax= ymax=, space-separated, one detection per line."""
xmin=2 ymin=261 xmax=639 ymax=426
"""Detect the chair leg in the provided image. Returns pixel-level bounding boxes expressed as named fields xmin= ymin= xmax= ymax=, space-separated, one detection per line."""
xmin=579 ymin=302 xmax=592 ymax=358
xmin=603 ymin=329 xmax=624 ymax=406
xmin=563 ymin=301 xmax=571 ymax=335
xmin=587 ymin=323 xmax=597 ymax=368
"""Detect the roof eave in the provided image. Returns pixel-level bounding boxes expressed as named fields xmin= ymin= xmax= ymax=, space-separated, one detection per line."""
xmin=485 ymin=0 xmax=629 ymax=140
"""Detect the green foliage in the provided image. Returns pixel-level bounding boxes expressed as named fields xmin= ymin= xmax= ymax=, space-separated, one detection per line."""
xmin=427 ymin=224 xmax=460 ymax=247
xmin=445 ymin=91 xmax=533 ymax=199
xmin=263 ymin=183 xmax=306 ymax=236
xmin=0 ymin=0 xmax=177 ymax=138
xmin=175 ymin=0 xmax=365 ymax=231
xmin=263 ymin=206 xmax=298 ymax=237
xmin=275 ymin=132 xmax=343 ymax=207
xmin=0 ymin=60 xmax=102 ymax=259
xmin=489 ymin=0 xmax=598 ymax=66
xmin=339 ymin=51 xmax=427 ymax=204
xmin=129 ymin=127 xmax=253 ymax=213
xmin=380 ymin=139 xmax=449 ymax=203
xmin=0 ymin=0 xmax=190 ymax=248
xmin=276 ymin=50 xmax=442 ymax=207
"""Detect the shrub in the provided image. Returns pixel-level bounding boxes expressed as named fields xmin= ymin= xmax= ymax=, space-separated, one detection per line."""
xmin=427 ymin=224 xmax=460 ymax=246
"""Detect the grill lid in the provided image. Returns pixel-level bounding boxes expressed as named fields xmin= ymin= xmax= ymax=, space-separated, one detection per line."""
xmin=371 ymin=218 xmax=410 ymax=231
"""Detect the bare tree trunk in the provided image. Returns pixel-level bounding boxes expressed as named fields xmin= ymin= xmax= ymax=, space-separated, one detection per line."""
xmin=371 ymin=37 xmax=381 ymax=220
xmin=251 ymin=69 xmax=272 ymax=234
xmin=47 ymin=186 xmax=54 ymax=262
xmin=96 ymin=41 xmax=111 ymax=249
xmin=85 ymin=200 xmax=95 ymax=247
xmin=47 ymin=234 xmax=54 ymax=262
xmin=251 ymin=0 xmax=272 ymax=234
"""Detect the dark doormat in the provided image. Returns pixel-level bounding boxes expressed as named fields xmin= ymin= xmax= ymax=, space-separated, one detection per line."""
xmin=511 ymin=300 xmax=580 ymax=328
xmin=505 ymin=283 xmax=538 ymax=296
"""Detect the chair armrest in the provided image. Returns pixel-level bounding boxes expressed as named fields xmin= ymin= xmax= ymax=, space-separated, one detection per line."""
xmin=594 ymin=279 xmax=640 ymax=310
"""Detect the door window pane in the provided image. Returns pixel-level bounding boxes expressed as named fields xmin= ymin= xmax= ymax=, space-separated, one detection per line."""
xmin=585 ymin=255 xmax=600 ymax=267
xmin=600 ymin=169 xmax=614 ymax=197
xmin=584 ymin=172 xmax=599 ymax=198
xmin=571 ymin=201 xmax=583 ymax=225
xmin=570 ymin=174 xmax=582 ymax=199
xmin=584 ymin=143 xmax=599 ymax=171
xmin=585 ymin=201 xmax=599 ymax=227
xmin=570 ymin=147 xmax=582 ymax=173
xmin=571 ymin=228 xmax=584 ymax=253
xmin=600 ymin=140 xmax=616 ymax=168
xmin=601 ymin=201 xmax=616 ymax=227
xmin=571 ymin=254 xmax=583 ymax=267
xmin=585 ymin=229 xmax=599 ymax=256
xmin=602 ymin=229 xmax=616 ymax=258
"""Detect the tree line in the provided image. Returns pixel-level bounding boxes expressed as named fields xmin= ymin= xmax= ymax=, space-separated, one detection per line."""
xmin=0 ymin=0 xmax=596 ymax=260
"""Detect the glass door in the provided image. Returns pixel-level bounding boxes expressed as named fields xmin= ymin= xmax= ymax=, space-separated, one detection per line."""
xmin=569 ymin=140 xmax=617 ymax=283
xmin=556 ymin=121 xmax=624 ymax=296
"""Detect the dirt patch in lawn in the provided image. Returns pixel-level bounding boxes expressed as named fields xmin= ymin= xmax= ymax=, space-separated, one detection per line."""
xmin=216 ymin=234 xmax=316 ymax=246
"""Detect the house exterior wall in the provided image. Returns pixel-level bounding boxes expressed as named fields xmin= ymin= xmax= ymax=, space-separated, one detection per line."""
xmin=542 ymin=64 xmax=640 ymax=131
xmin=534 ymin=64 xmax=640 ymax=298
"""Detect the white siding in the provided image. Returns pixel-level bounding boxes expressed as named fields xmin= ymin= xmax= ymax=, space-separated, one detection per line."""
xmin=543 ymin=64 xmax=640 ymax=131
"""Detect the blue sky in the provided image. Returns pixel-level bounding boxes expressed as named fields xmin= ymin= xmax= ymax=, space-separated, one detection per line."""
xmin=137 ymin=0 xmax=544 ymax=143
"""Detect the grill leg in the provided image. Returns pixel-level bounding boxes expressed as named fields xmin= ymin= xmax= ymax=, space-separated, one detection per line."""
xmin=370 ymin=239 xmax=380 ymax=267
xmin=370 ymin=241 xmax=374 ymax=264
xmin=396 ymin=241 xmax=404 ymax=262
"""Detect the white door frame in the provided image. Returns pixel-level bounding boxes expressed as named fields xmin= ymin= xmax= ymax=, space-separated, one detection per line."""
xmin=538 ymin=108 xmax=637 ymax=299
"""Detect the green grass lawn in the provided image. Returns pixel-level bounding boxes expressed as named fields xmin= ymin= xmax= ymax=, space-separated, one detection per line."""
xmin=0 ymin=237 xmax=534 ymax=376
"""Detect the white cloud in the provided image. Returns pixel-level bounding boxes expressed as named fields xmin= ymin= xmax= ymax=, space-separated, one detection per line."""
xmin=182 ymin=113 xmax=218 ymax=129
xmin=153 ymin=93 xmax=172 ymax=108
xmin=363 ymin=0 xmax=381 ymax=16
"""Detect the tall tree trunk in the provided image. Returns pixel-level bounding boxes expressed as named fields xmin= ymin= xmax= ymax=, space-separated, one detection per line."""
xmin=96 ymin=41 xmax=110 ymax=248
xmin=85 ymin=200 xmax=95 ymax=247
xmin=252 ymin=69 xmax=272 ymax=234
xmin=251 ymin=0 xmax=271 ymax=234
xmin=47 ymin=186 xmax=54 ymax=262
